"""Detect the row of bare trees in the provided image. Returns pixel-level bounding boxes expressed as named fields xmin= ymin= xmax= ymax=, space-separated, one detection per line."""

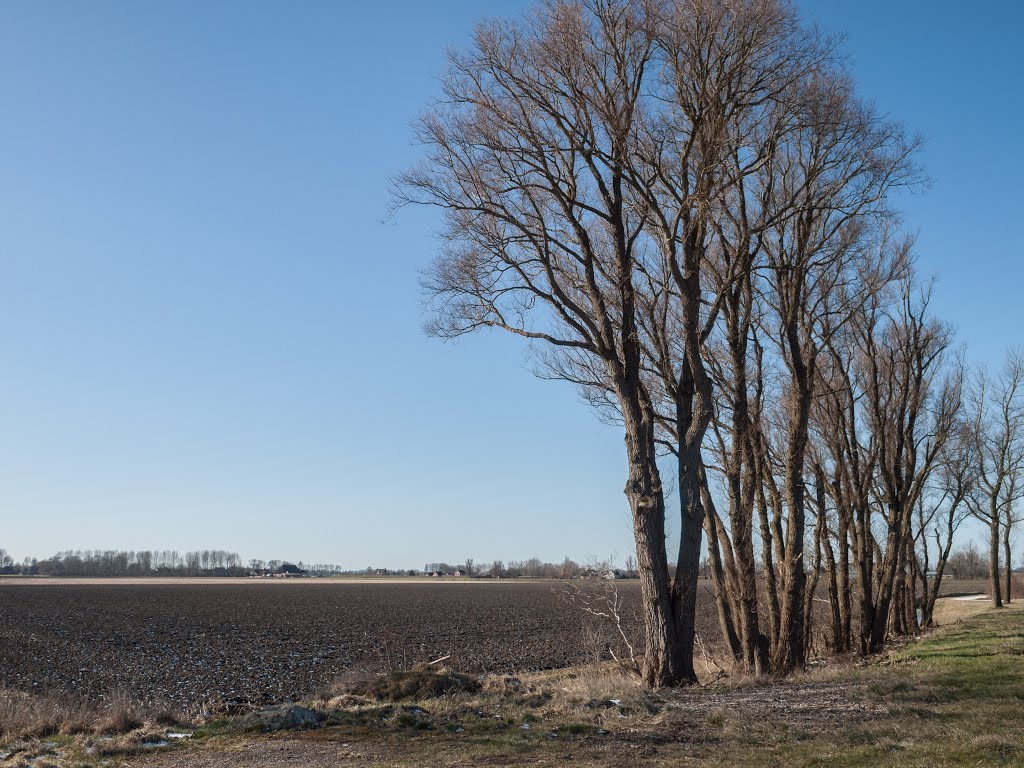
xmin=0 ymin=553 xmax=352 ymax=577
xmin=401 ymin=0 xmax=1022 ymax=685
xmin=0 ymin=551 xmax=350 ymax=577
xmin=442 ymin=556 xmax=637 ymax=578
xmin=945 ymin=542 xmax=995 ymax=581
xmin=30 ymin=549 xmax=247 ymax=577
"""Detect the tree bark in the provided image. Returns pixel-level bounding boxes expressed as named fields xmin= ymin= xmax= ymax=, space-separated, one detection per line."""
xmin=1004 ymin=514 xmax=1013 ymax=604
xmin=989 ymin=510 xmax=1003 ymax=608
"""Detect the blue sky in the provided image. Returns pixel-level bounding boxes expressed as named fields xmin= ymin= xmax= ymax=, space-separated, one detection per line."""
xmin=0 ymin=1 xmax=1019 ymax=568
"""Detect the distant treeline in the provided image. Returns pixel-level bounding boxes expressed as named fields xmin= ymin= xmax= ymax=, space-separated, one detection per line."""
xmin=420 ymin=557 xmax=636 ymax=579
xmin=0 ymin=545 xmax=992 ymax=581
xmin=422 ymin=547 xmax=994 ymax=582
xmin=0 ymin=549 xmax=345 ymax=578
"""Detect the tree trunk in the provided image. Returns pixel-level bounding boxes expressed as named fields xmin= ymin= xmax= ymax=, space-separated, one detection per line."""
xmin=628 ymin=479 xmax=684 ymax=687
xmin=821 ymin=510 xmax=844 ymax=651
xmin=855 ymin=504 xmax=875 ymax=655
xmin=837 ymin=505 xmax=852 ymax=651
xmin=905 ymin=550 xmax=919 ymax=633
xmin=989 ymin=513 xmax=1003 ymax=608
xmin=621 ymin=384 xmax=692 ymax=686
xmin=1004 ymin=516 xmax=1013 ymax=604
xmin=869 ymin=506 xmax=910 ymax=652
xmin=772 ymin=373 xmax=811 ymax=673
xmin=804 ymin=493 xmax=825 ymax=656
xmin=756 ymin=466 xmax=781 ymax=647
xmin=923 ymin=534 xmax=954 ymax=628
xmin=670 ymin=440 xmax=706 ymax=685
xmin=703 ymin=505 xmax=743 ymax=661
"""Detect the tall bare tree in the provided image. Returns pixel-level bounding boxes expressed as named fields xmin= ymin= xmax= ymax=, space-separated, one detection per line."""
xmin=966 ymin=350 xmax=1024 ymax=607
xmin=399 ymin=0 xmax=690 ymax=684
xmin=810 ymin=270 xmax=959 ymax=653
xmin=914 ymin=419 xmax=974 ymax=627
xmin=861 ymin=280 xmax=959 ymax=645
xmin=815 ymin=318 xmax=874 ymax=653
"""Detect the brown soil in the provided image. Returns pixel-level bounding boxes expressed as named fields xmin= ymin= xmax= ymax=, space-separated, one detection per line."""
xmin=0 ymin=581 xmax=657 ymax=708
xmin=0 ymin=578 xmax=986 ymax=712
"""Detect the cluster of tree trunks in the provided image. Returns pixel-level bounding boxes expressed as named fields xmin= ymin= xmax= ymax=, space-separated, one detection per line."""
xmin=401 ymin=0 xmax=1022 ymax=686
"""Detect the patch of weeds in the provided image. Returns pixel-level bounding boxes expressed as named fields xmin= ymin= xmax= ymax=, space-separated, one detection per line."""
xmin=704 ymin=709 xmax=726 ymax=728
xmin=618 ymin=694 xmax=661 ymax=717
xmin=970 ymin=733 xmax=1022 ymax=761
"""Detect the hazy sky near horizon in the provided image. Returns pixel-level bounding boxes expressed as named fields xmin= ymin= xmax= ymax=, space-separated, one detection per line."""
xmin=1 ymin=1 xmax=1020 ymax=568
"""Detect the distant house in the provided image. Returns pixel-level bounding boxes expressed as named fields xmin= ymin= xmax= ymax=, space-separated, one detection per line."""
xmin=452 ymin=569 xmax=465 ymax=577
xmin=275 ymin=562 xmax=307 ymax=577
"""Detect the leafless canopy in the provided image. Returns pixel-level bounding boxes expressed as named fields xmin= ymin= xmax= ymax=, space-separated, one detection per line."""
xmin=398 ymin=0 xmax=941 ymax=685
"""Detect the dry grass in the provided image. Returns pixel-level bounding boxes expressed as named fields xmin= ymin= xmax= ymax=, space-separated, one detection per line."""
xmin=0 ymin=689 xmax=183 ymax=743
xmin=931 ymin=593 xmax=1000 ymax=625
xmin=334 ymin=665 xmax=481 ymax=701
xmin=307 ymin=659 xmax=668 ymax=741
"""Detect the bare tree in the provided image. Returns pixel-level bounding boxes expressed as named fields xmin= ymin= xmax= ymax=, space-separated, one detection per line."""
xmin=398 ymin=1 xmax=692 ymax=683
xmin=703 ymin=108 xmax=919 ymax=670
xmin=914 ymin=418 xmax=974 ymax=626
xmin=966 ymin=350 xmax=1024 ymax=607
xmin=862 ymin=279 xmax=959 ymax=644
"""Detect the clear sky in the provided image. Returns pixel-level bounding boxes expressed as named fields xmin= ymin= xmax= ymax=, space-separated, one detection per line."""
xmin=0 ymin=1 xmax=1020 ymax=568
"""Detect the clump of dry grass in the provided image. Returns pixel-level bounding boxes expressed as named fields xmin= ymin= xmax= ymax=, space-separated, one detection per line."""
xmin=542 ymin=662 xmax=645 ymax=704
xmin=0 ymin=689 xmax=184 ymax=743
xmin=333 ymin=664 xmax=481 ymax=702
